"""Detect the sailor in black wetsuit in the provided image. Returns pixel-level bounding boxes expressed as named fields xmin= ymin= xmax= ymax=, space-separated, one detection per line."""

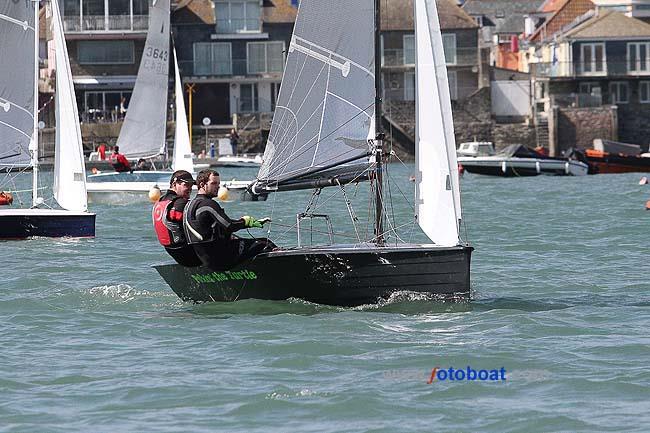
xmin=183 ymin=169 xmax=275 ymax=270
xmin=152 ymin=170 xmax=202 ymax=266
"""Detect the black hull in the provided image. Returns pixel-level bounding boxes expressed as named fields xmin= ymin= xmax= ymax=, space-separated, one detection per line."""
xmin=154 ymin=245 xmax=473 ymax=306
xmin=0 ymin=213 xmax=96 ymax=239
xmin=586 ymin=155 xmax=650 ymax=174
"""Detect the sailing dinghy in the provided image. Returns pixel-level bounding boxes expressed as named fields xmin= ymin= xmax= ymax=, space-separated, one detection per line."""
xmin=0 ymin=0 xmax=95 ymax=239
xmin=154 ymin=0 xmax=472 ymax=306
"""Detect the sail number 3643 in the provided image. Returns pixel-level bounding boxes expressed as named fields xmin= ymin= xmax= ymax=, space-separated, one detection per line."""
xmin=145 ymin=47 xmax=168 ymax=61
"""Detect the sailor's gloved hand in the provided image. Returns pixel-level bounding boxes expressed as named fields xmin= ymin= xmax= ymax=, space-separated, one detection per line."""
xmin=242 ymin=215 xmax=263 ymax=228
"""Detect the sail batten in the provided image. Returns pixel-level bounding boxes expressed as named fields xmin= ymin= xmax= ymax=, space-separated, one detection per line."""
xmin=0 ymin=2 xmax=36 ymax=168
xmin=115 ymin=0 xmax=170 ymax=159
xmin=414 ymin=0 xmax=461 ymax=247
xmin=256 ymin=0 xmax=375 ymax=189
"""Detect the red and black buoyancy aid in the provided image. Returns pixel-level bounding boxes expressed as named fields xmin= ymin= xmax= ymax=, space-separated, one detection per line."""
xmin=152 ymin=196 xmax=186 ymax=247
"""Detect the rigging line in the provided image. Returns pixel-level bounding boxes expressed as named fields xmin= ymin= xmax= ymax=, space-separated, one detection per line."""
xmin=336 ymin=179 xmax=362 ymax=243
xmin=267 ymin=221 xmax=370 ymax=243
xmin=265 ymin=102 xmax=375 ymax=179
xmin=273 ymin=167 xmax=370 ymax=241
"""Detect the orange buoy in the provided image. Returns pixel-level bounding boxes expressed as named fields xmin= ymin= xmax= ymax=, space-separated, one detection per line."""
xmin=645 ymin=200 xmax=650 ymax=210
xmin=0 ymin=191 xmax=13 ymax=205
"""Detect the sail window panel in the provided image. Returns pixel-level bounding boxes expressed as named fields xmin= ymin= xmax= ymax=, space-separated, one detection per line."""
xmin=78 ymin=41 xmax=134 ymax=64
xmin=403 ymin=35 xmax=415 ymax=66
xmin=442 ymin=34 xmax=457 ymax=65
xmin=640 ymin=81 xmax=650 ymax=103
xmin=247 ymin=42 xmax=285 ymax=74
xmin=82 ymin=0 xmax=105 ymax=31
xmin=215 ymin=1 xmax=261 ymax=34
xmin=193 ymin=42 xmax=232 ymax=75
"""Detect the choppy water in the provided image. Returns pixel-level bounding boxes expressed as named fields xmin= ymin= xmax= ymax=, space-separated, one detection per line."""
xmin=2 ymin=165 xmax=649 ymax=432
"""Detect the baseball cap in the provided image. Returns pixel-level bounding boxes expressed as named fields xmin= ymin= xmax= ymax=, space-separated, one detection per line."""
xmin=171 ymin=171 xmax=195 ymax=185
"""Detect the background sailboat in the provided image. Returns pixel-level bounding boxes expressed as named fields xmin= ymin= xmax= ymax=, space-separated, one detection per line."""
xmin=0 ymin=0 xmax=95 ymax=239
xmin=154 ymin=0 xmax=472 ymax=306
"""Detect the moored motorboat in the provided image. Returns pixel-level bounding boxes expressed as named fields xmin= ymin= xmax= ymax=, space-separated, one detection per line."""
xmin=458 ymin=144 xmax=588 ymax=176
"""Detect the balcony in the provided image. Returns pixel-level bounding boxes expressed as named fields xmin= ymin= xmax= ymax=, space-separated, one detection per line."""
xmin=382 ymin=47 xmax=478 ymax=68
xmin=180 ymin=59 xmax=284 ymax=78
xmin=63 ymin=14 xmax=148 ymax=33
xmin=215 ymin=18 xmax=262 ymax=35
xmin=530 ymin=61 xmax=650 ymax=78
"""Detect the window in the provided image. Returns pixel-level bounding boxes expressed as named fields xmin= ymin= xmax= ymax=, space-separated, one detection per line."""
xmin=247 ymin=42 xmax=284 ymax=74
xmin=579 ymin=82 xmax=601 ymax=95
xmin=640 ymin=81 xmax=650 ymax=103
xmin=82 ymin=0 xmax=104 ymax=30
xmin=215 ymin=1 xmax=261 ymax=33
xmin=83 ymin=91 xmax=131 ymax=121
xmin=62 ymin=0 xmax=148 ymax=31
xmin=404 ymin=71 xmax=415 ymax=101
xmin=628 ymin=42 xmax=650 ymax=73
xmin=442 ymin=34 xmax=457 ymax=65
xmin=448 ymin=70 xmax=457 ymax=100
xmin=240 ymin=83 xmax=258 ymax=112
xmin=193 ymin=42 xmax=232 ymax=75
xmin=609 ymin=81 xmax=629 ymax=104
xmin=403 ymin=35 xmax=415 ymax=65
xmin=271 ymin=82 xmax=281 ymax=110
xmin=78 ymin=41 xmax=134 ymax=64
xmin=580 ymin=43 xmax=606 ymax=75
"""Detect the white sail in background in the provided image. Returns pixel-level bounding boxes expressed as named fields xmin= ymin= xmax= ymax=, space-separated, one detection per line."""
xmin=51 ymin=0 xmax=87 ymax=212
xmin=172 ymin=47 xmax=193 ymax=173
xmin=257 ymin=0 xmax=375 ymax=184
xmin=0 ymin=2 xmax=36 ymax=168
xmin=414 ymin=0 xmax=461 ymax=246
xmin=116 ymin=0 xmax=170 ymax=159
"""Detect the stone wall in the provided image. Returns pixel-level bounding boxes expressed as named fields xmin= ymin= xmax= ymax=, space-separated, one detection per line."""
xmin=555 ymin=106 xmax=617 ymax=152
xmin=617 ymin=105 xmax=650 ymax=151
xmin=492 ymin=123 xmax=537 ymax=150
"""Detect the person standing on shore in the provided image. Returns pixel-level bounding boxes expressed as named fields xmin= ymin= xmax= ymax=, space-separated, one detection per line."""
xmin=229 ymin=128 xmax=240 ymax=155
xmin=152 ymin=171 xmax=202 ymax=267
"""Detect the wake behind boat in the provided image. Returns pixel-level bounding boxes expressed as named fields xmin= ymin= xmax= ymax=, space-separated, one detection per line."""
xmin=458 ymin=144 xmax=589 ymax=177
xmin=154 ymin=0 xmax=472 ymax=305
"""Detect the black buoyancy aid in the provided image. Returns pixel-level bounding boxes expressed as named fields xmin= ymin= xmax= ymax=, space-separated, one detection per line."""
xmin=152 ymin=197 xmax=186 ymax=247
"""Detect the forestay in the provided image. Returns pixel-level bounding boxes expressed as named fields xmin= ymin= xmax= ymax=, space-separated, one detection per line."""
xmin=51 ymin=0 xmax=87 ymax=212
xmin=414 ymin=0 xmax=461 ymax=247
xmin=257 ymin=0 xmax=375 ymax=187
xmin=0 ymin=2 xmax=36 ymax=168
xmin=116 ymin=0 xmax=170 ymax=159
xmin=172 ymin=47 xmax=193 ymax=173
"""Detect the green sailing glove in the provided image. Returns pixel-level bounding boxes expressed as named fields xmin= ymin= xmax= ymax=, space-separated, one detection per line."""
xmin=242 ymin=215 xmax=263 ymax=228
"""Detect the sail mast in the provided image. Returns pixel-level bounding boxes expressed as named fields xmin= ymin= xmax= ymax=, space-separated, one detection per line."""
xmin=30 ymin=0 xmax=39 ymax=207
xmin=374 ymin=0 xmax=385 ymax=245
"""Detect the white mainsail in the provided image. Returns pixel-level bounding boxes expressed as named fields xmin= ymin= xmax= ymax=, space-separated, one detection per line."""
xmin=0 ymin=2 xmax=36 ymax=168
xmin=172 ymin=47 xmax=193 ymax=173
xmin=257 ymin=0 xmax=375 ymax=185
xmin=51 ymin=0 xmax=87 ymax=212
xmin=414 ymin=0 xmax=461 ymax=247
xmin=115 ymin=0 xmax=170 ymax=159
